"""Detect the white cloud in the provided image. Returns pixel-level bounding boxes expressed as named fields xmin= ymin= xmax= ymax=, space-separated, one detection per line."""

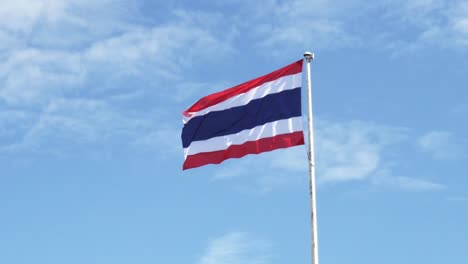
xmin=450 ymin=3 xmax=468 ymax=46
xmin=451 ymin=104 xmax=468 ymax=115
xmin=0 ymin=110 xmax=34 ymax=141
xmin=208 ymin=119 xmax=446 ymax=193
xmin=418 ymin=131 xmax=461 ymax=159
xmin=372 ymin=0 xmax=468 ymax=51
xmin=243 ymin=0 xmax=362 ymax=51
xmin=0 ymin=7 xmax=234 ymax=106
xmin=0 ymin=0 xmax=51 ymax=33
xmin=384 ymin=176 xmax=446 ymax=192
xmin=210 ymin=150 xmax=305 ymax=195
xmin=132 ymin=126 xmax=182 ymax=156
xmin=314 ymin=122 xmax=446 ymax=192
xmin=2 ymin=98 xmax=148 ymax=153
xmin=315 ymin=120 xmax=408 ymax=183
xmin=372 ymin=170 xmax=446 ymax=192
xmin=219 ymin=0 xmax=468 ymax=54
xmin=446 ymin=196 xmax=468 ymax=202
xmin=0 ymin=0 xmax=133 ymax=49
xmin=210 ymin=120 xmax=415 ymax=193
xmin=84 ymin=19 xmax=234 ymax=79
xmin=197 ymin=232 xmax=271 ymax=264
xmin=0 ymin=48 xmax=83 ymax=105
xmin=0 ymin=2 xmax=237 ymax=153
xmin=270 ymin=147 xmax=308 ymax=172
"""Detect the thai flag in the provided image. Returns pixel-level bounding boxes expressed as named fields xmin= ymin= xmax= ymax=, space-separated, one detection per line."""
xmin=181 ymin=60 xmax=305 ymax=170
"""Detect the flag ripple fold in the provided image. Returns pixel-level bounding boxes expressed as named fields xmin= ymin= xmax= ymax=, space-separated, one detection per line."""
xmin=181 ymin=60 xmax=305 ymax=170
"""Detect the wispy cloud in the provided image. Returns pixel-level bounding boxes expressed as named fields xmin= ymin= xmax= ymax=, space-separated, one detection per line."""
xmin=132 ymin=125 xmax=182 ymax=156
xmin=451 ymin=104 xmax=468 ymax=115
xmin=373 ymin=0 xmax=468 ymax=53
xmin=2 ymin=98 xmax=147 ymax=153
xmin=315 ymin=120 xmax=408 ymax=183
xmin=217 ymin=0 xmax=468 ymax=54
xmin=371 ymin=170 xmax=446 ymax=192
xmin=0 ymin=48 xmax=84 ymax=105
xmin=312 ymin=121 xmax=447 ymax=192
xmin=210 ymin=149 xmax=307 ymax=194
xmin=210 ymin=119 xmax=448 ymax=193
xmin=418 ymin=130 xmax=462 ymax=159
xmin=0 ymin=1 xmax=237 ymax=155
xmin=0 ymin=0 xmax=135 ymax=50
xmin=232 ymin=0 xmax=363 ymax=52
xmin=0 ymin=8 xmax=234 ymax=106
xmin=197 ymin=232 xmax=271 ymax=264
xmin=0 ymin=109 xmax=34 ymax=146
xmin=445 ymin=196 xmax=468 ymax=203
xmin=210 ymin=120 xmax=411 ymax=192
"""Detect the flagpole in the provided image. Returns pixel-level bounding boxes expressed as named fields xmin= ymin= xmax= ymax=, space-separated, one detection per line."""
xmin=304 ymin=51 xmax=319 ymax=264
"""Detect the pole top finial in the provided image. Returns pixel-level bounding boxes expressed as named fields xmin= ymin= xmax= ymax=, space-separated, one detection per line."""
xmin=304 ymin=51 xmax=314 ymax=61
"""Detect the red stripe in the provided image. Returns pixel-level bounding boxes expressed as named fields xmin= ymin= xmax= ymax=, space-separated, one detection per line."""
xmin=182 ymin=60 xmax=303 ymax=117
xmin=183 ymin=131 xmax=305 ymax=170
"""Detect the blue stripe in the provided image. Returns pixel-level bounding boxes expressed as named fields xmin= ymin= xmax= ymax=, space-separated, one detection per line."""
xmin=182 ymin=87 xmax=302 ymax=148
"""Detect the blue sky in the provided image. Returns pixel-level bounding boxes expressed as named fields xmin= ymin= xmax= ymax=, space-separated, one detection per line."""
xmin=1 ymin=0 xmax=467 ymax=263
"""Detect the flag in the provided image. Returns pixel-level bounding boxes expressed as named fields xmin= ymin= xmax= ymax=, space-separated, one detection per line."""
xmin=181 ymin=60 xmax=305 ymax=170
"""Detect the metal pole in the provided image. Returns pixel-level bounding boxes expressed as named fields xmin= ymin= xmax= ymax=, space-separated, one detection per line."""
xmin=304 ymin=51 xmax=319 ymax=264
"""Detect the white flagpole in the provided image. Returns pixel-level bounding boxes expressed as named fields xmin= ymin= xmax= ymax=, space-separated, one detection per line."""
xmin=304 ymin=51 xmax=319 ymax=264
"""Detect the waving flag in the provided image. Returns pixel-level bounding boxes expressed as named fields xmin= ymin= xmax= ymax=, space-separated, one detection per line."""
xmin=181 ymin=60 xmax=304 ymax=170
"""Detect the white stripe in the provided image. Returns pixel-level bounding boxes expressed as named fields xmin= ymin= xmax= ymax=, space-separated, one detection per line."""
xmin=183 ymin=72 xmax=302 ymax=124
xmin=184 ymin=116 xmax=303 ymax=158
